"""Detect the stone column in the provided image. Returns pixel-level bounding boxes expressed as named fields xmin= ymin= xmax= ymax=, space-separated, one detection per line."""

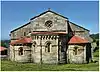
xmin=56 ymin=35 xmax=59 ymax=63
xmin=91 ymin=47 xmax=93 ymax=62
xmin=39 ymin=35 xmax=42 ymax=64
xmin=84 ymin=45 xmax=86 ymax=63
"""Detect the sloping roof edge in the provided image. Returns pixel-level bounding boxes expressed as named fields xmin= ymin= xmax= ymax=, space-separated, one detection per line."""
xmin=10 ymin=9 xmax=89 ymax=33
xmin=69 ymin=21 xmax=90 ymax=31
xmin=30 ymin=10 xmax=68 ymax=20
xmin=10 ymin=22 xmax=31 ymax=33
xmin=10 ymin=10 xmax=68 ymax=33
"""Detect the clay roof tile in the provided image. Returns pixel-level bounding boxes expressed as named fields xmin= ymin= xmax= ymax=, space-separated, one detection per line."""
xmin=10 ymin=37 xmax=32 ymax=45
xmin=68 ymin=36 xmax=89 ymax=44
xmin=0 ymin=46 xmax=7 ymax=51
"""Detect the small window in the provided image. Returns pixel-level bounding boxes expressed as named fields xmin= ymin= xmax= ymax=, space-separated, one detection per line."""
xmin=73 ymin=46 xmax=78 ymax=55
xmin=12 ymin=33 xmax=15 ymax=37
xmin=33 ymin=41 xmax=37 ymax=52
xmin=29 ymin=31 xmax=31 ymax=33
xmin=45 ymin=41 xmax=51 ymax=52
xmin=45 ymin=20 xmax=53 ymax=28
xmin=18 ymin=47 xmax=23 ymax=55
xmin=36 ymin=24 xmax=39 ymax=26
xmin=24 ymin=32 xmax=26 ymax=36
xmin=33 ymin=41 xmax=36 ymax=47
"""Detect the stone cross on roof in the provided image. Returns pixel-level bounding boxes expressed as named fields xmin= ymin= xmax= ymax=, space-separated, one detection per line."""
xmin=48 ymin=8 xmax=51 ymax=11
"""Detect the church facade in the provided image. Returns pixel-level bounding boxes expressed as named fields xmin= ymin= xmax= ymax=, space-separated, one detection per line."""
xmin=9 ymin=9 xmax=93 ymax=64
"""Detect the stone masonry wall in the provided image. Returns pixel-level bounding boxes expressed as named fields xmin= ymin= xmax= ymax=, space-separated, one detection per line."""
xmin=31 ymin=35 xmax=59 ymax=64
xmin=10 ymin=45 xmax=31 ymax=62
xmin=10 ymin=12 xmax=68 ymax=39
xmin=67 ymin=44 xmax=86 ymax=63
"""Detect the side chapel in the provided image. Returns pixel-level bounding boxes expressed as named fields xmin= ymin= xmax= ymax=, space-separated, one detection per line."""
xmin=10 ymin=9 xmax=93 ymax=64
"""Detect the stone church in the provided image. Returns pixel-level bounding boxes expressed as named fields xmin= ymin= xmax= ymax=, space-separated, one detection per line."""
xmin=9 ymin=9 xmax=93 ymax=64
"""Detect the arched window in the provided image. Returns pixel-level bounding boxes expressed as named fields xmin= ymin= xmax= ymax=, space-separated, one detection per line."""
xmin=18 ymin=47 xmax=23 ymax=55
xmin=45 ymin=41 xmax=51 ymax=52
xmin=33 ymin=41 xmax=36 ymax=47
xmin=33 ymin=41 xmax=37 ymax=52
xmin=73 ymin=46 xmax=78 ymax=55
xmin=24 ymin=32 xmax=26 ymax=36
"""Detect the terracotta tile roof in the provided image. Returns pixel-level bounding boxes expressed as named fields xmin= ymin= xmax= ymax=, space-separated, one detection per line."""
xmin=10 ymin=37 xmax=32 ymax=45
xmin=68 ymin=36 xmax=89 ymax=44
xmin=0 ymin=46 xmax=7 ymax=51
xmin=31 ymin=32 xmax=67 ymax=35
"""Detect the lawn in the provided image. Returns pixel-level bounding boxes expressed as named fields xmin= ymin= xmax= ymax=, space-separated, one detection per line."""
xmin=1 ymin=59 xmax=99 ymax=71
xmin=1 ymin=49 xmax=99 ymax=71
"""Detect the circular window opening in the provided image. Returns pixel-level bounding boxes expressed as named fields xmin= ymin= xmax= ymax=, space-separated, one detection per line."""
xmin=45 ymin=20 xmax=53 ymax=28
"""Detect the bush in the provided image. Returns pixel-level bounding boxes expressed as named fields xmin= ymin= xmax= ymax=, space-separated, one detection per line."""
xmin=93 ymin=46 xmax=99 ymax=52
xmin=93 ymin=50 xmax=99 ymax=57
xmin=96 ymin=40 xmax=99 ymax=46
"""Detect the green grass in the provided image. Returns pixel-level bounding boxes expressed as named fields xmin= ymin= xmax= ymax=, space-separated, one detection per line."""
xmin=93 ymin=49 xmax=99 ymax=57
xmin=1 ymin=50 xmax=99 ymax=71
xmin=1 ymin=59 xmax=99 ymax=71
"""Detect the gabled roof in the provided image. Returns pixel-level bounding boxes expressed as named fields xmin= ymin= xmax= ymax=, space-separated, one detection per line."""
xmin=10 ymin=9 xmax=89 ymax=33
xmin=68 ymin=36 xmax=89 ymax=44
xmin=10 ymin=37 xmax=32 ymax=45
xmin=30 ymin=9 xmax=68 ymax=20
xmin=69 ymin=22 xmax=90 ymax=31
xmin=10 ymin=9 xmax=68 ymax=33
xmin=10 ymin=22 xmax=31 ymax=33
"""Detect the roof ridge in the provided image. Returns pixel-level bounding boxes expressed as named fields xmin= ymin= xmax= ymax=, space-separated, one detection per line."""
xmin=10 ymin=22 xmax=31 ymax=33
xmin=30 ymin=9 xmax=68 ymax=20
xmin=10 ymin=10 xmax=68 ymax=33
xmin=69 ymin=21 xmax=90 ymax=31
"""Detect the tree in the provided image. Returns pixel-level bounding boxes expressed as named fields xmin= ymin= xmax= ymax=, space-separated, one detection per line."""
xmin=96 ymin=40 xmax=99 ymax=46
xmin=1 ymin=40 xmax=10 ymax=48
xmin=1 ymin=41 xmax=7 ymax=47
